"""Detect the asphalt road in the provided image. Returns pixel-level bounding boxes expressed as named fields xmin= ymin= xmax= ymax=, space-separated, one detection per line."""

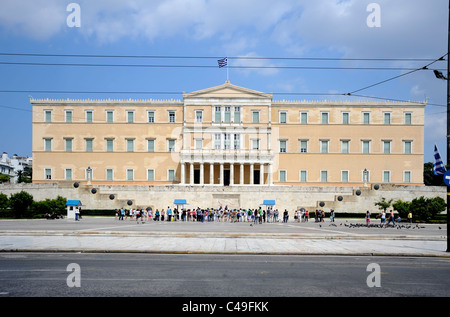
xmin=1 ymin=252 xmax=449 ymax=298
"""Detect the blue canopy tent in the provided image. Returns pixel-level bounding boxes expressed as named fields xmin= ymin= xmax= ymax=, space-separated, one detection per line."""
xmin=261 ymin=200 xmax=276 ymax=206
xmin=174 ymin=199 xmax=188 ymax=210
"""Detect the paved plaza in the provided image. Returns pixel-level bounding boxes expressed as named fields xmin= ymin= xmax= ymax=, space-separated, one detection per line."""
xmin=0 ymin=217 xmax=448 ymax=256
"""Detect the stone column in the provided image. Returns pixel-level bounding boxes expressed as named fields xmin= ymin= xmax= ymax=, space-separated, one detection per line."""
xmin=260 ymin=163 xmax=265 ymax=185
xmin=180 ymin=162 xmax=185 ymax=184
xmin=220 ymin=163 xmax=224 ymax=186
xmin=230 ymin=163 xmax=234 ymax=185
xmin=200 ymin=162 xmax=204 ymax=185
xmin=210 ymin=163 xmax=214 ymax=185
xmin=190 ymin=163 xmax=194 ymax=185
xmin=250 ymin=163 xmax=254 ymax=185
xmin=268 ymin=163 xmax=273 ymax=186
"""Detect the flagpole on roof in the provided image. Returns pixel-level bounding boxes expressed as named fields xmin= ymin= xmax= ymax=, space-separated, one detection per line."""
xmin=227 ymin=60 xmax=229 ymax=82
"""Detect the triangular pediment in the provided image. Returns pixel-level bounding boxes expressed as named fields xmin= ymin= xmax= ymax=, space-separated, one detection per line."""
xmin=183 ymin=81 xmax=272 ymax=99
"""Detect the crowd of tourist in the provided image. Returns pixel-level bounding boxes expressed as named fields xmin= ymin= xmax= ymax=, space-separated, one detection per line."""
xmin=114 ymin=206 xmax=334 ymax=224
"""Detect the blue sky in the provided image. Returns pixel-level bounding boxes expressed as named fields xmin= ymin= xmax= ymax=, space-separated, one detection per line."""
xmin=0 ymin=0 xmax=448 ymax=163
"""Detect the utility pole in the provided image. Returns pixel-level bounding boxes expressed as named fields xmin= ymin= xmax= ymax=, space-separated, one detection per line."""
xmin=447 ymin=0 xmax=450 ymax=252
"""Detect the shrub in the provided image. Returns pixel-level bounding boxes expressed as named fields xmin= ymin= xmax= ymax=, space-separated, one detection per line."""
xmin=8 ymin=191 xmax=34 ymax=218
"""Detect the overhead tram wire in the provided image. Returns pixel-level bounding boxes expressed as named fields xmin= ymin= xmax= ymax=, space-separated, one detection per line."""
xmin=0 ymin=61 xmax=445 ymax=71
xmin=0 ymin=52 xmax=441 ymax=62
xmin=345 ymin=53 xmax=449 ymax=95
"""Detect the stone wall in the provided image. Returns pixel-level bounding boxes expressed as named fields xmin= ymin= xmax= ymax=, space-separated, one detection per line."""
xmin=0 ymin=183 xmax=446 ymax=215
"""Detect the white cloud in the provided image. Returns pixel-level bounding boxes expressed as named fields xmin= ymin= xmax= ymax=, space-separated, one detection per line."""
xmin=0 ymin=0 xmax=65 ymax=40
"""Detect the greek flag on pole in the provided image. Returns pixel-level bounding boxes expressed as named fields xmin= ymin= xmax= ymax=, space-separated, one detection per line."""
xmin=217 ymin=57 xmax=227 ymax=68
xmin=433 ymin=144 xmax=446 ymax=175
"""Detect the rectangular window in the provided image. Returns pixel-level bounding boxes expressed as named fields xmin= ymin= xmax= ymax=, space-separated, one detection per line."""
xmin=148 ymin=111 xmax=155 ymax=123
xmin=65 ymin=169 xmax=72 ymax=181
xmin=341 ymin=140 xmax=349 ymax=154
xmin=279 ymin=140 xmax=287 ymax=153
xmin=106 ymin=111 xmax=114 ymax=123
xmin=215 ymin=106 xmax=221 ymax=122
xmin=363 ymin=112 xmax=370 ymax=124
xmin=224 ymin=134 xmax=231 ymax=150
xmin=341 ymin=170 xmax=349 ymax=183
xmin=65 ymin=138 xmax=73 ymax=152
xmin=126 ymin=139 xmax=134 ymax=152
xmin=383 ymin=171 xmax=391 ymax=183
xmin=86 ymin=110 xmax=93 ymax=123
xmin=168 ymin=111 xmax=175 ymax=123
xmin=342 ymin=112 xmax=349 ymax=124
xmin=384 ymin=112 xmax=391 ymax=125
xmin=106 ymin=169 xmax=113 ymax=181
xmin=147 ymin=139 xmax=155 ymax=152
xmin=233 ymin=134 xmax=240 ymax=149
xmin=362 ymin=140 xmax=370 ymax=154
xmin=168 ymin=169 xmax=175 ymax=181
xmin=127 ymin=111 xmax=134 ymax=123
xmin=195 ymin=110 xmax=203 ymax=123
xmin=300 ymin=140 xmax=308 ymax=153
xmin=405 ymin=112 xmax=412 ymax=125
xmin=300 ymin=170 xmax=307 ymax=182
xmin=404 ymin=171 xmax=411 ymax=183
xmin=320 ymin=140 xmax=329 ymax=153
xmin=147 ymin=169 xmax=155 ymax=181
xmin=321 ymin=170 xmax=328 ymax=182
xmin=234 ymin=107 xmax=241 ymax=123
xmin=45 ymin=110 xmax=52 ymax=123
xmin=195 ymin=139 xmax=203 ymax=150
xmin=321 ymin=112 xmax=329 ymax=124
xmin=65 ymin=110 xmax=73 ymax=123
xmin=279 ymin=170 xmax=287 ymax=182
xmin=252 ymin=139 xmax=260 ymax=150
xmin=404 ymin=141 xmax=412 ymax=154
xmin=85 ymin=139 xmax=93 ymax=152
xmin=214 ymin=134 xmax=221 ymax=149
xmin=280 ymin=112 xmax=287 ymax=124
xmin=106 ymin=139 xmax=114 ymax=152
xmin=383 ymin=140 xmax=391 ymax=154
xmin=252 ymin=111 xmax=259 ymax=123
xmin=126 ymin=169 xmax=134 ymax=181
xmin=224 ymin=106 xmax=231 ymax=123
xmin=44 ymin=138 xmax=52 ymax=152
xmin=45 ymin=168 xmax=52 ymax=180
xmin=300 ymin=112 xmax=308 ymax=124
xmin=168 ymin=139 xmax=175 ymax=152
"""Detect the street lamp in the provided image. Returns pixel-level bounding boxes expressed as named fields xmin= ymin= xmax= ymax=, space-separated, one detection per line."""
xmin=87 ymin=166 xmax=92 ymax=185
xmin=363 ymin=168 xmax=368 ymax=187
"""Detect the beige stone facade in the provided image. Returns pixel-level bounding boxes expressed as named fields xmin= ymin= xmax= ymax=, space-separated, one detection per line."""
xmin=31 ymin=81 xmax=425 ymax=186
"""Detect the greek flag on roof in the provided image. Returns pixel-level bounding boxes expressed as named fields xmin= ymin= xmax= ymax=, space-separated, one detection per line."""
xmin=433 ymin=144 xmax=446 ymax=175
xmin=217 ymin=57 xmax=227 ymax=68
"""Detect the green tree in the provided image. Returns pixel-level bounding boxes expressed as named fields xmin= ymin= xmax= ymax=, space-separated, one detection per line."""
xmin=9 ymin=191 xmax=34 ymax=218
xmin=374 ymin=197 xmax=393 ymax=212
xmin=392 ymin=200 xmax=411 ymax=219
xmin=409 ymin=196 xmax=446 ymax=222
xmin=0 ymin=193 xmax=8 ymax=210
xmin=32 ymin=196 xmax=67 ymax=217
xmin=423 ymin=162 xmax=446 ymax=186
xmin=0 ymin=173 xmax=10 ymax=183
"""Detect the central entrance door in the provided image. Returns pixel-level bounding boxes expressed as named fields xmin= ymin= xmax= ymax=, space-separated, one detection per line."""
xmin=194 ymin=169 xmax=200 ymax=184
xmin=254 ymin=170 xmax=260 ymax=185
xmin=224 ymin=169 xmax=230 ymax=186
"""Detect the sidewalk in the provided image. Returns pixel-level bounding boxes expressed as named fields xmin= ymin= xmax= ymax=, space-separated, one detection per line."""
xmin=0 ymin=217 xmax=448 ymax=256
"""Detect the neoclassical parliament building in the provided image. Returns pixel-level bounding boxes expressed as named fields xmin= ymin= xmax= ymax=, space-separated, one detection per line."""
xmin=31 ymin=81 xmax=425 ymax=187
